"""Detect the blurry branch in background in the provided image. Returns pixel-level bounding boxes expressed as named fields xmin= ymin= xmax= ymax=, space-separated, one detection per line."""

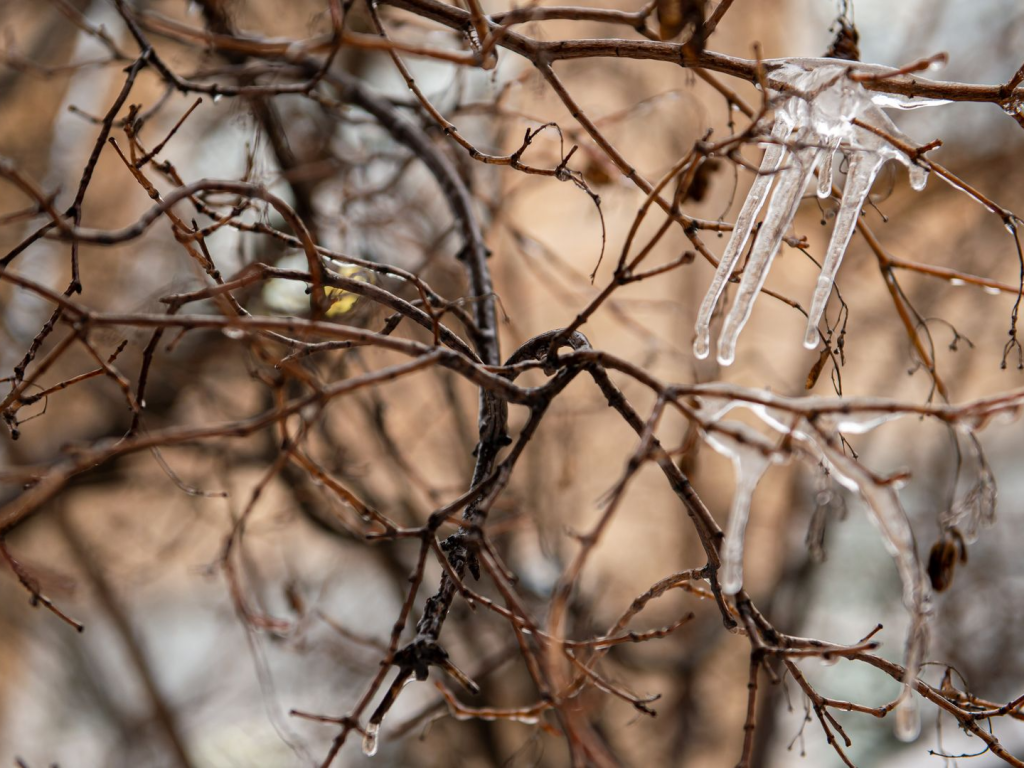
xmin=2 ymin=0 xmax=1024 ymax=766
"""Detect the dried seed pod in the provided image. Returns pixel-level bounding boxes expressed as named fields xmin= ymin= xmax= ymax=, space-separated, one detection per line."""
xmin=825 ymin=19 xmax=860 ymax=61
xmin=657 ymin=0 xmax=685 ymax=40
xmin=685 ymin=157 xmax=720 ymax=202
xmin=927 ymin=528 xmax=968 ymax=591
xmin=583 ymin=154 xmax=617 ymax=186
xmin=658 ymin=0 xmax=705 ymax=47
xmin=805 ymin=346 xmax=831 ymax=389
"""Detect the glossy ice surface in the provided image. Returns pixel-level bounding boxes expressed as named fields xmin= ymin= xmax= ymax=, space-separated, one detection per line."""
xmin=694 ymin=60 xmax=940 ymax=365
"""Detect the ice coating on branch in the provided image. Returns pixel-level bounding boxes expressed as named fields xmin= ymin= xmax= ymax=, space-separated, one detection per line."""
xmin=764 ymin=57 xmax=953 ymax=111
xmin=696 ymin=390 xmax=932 ymax=696
xmin=870 ymin=92 xmax=952 ymax=111
xmin=940 ymin=425 xmax=998 ymax=543
xmin=821 ymin=444 xmax=925 ymax=614
xmin=809 ymin=419 xmax=932 ymax=709
xmin=694 ymin=59 xmax=942 ymax=365
xmin=822 ymin=408 xmax=906 ymax=435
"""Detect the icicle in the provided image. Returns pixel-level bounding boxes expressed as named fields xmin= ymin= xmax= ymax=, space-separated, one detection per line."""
xmin=908 ymin=163 xmax=929 ymax=191
xmin=859 ymin=104 xmax=932 ymax=192
xmin=802 ymin=102 xmax=931 ymax=349
xmin=719 ymin=446 xmax=772 ymax=594
xmin=894 ymin=616 xmax=927 ymax=742
xmin=895 ymin=692 xmax=921 ymax=742
xmin=717 ymin=141 xmax=824 ymax=365
xmin=820 ymin=440 xmax=931 ymax=694
xmin=362 ymin=721 xmax=380 ymax=757
xmin=858 ymin=482 xmax=921 ymax=609
xmin=804 ymin=150 xmax=887 ymax=348
xmin=699 ymin=418 xmax=783 ymax=595
xmin=816 ymin=136 xmax=842 ymax=198
xmin=694 ymin=119 xmax=791 ymax=360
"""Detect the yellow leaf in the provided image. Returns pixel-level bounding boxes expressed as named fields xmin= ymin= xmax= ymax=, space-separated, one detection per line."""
xmin=324 ymin=264 xmax=372 ymax=318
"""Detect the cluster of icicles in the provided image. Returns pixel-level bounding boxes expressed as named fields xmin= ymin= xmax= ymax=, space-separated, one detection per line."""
xmin=695 ymin=387 xmax=999 ymax=742
xmin=690 ymin=58 xmax=958 ymax=738
xmin=694 ymin=58 xmax=947 ymax=365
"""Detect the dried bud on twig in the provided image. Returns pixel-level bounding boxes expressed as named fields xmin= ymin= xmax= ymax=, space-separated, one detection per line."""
xmin=927 ymin=528 xmax=968 ymax=591
xmin=658 ymin=0 xmax=706 ymax=49
xmin=825 ymin=18 xmax=861 ymax=61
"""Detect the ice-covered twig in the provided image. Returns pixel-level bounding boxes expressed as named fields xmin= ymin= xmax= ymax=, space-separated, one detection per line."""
xmin=693 ymin=390 xmax=946 ymax=730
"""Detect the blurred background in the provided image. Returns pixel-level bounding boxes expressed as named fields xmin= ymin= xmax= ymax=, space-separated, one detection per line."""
xmin=2 ymin=0 xmax=1024 ymax=765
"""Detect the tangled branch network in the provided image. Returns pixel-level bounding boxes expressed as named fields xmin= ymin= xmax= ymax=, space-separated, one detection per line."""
xmin=3 ymin=0 xmax=1024 ymax=766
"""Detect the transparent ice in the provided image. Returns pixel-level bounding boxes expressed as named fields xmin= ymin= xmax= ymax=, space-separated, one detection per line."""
xmin=361 ymin=721 xmax=380 ymax=757
xmin=694 ymin=388 xmax=932 ymax=715
xmin=691 ymin=379 xmax=1020 ymax=741
xmin=701 ymin=421 xmax=782 ymax=595
xmin=940 ymin=425 xmax=997 ymax=543
xmin=694 ymin=59 xmax=942 ymax=365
